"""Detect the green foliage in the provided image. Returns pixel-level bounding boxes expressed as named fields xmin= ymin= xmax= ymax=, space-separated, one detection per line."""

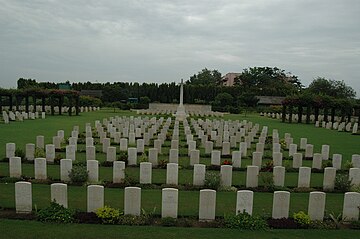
xmin=335 ymin=174 xmax=352 ymax=192
xmin=15 ymin=148 xmax=25 ymax=160
xmin=34 ymin=147 xmax=45 ymax=158
xmin=68 ymin=165 xmax=88 ymax=183
xmin=138 ymin=153 xmax=148 ymax=163
xmin=293 ymin=211 xmax=311 ymax=228
xmin=161 ymin=217 xmax=177 ymax=227
xmin=157 ymin=159 xmax=168 ymax=169
xmin=204 ymin=172 xmax=221 ymax=190
xmin=259 ymin=173 xmax=274 ymax=190
xmin=36 ymin=201 xmax=75 ymax=223
xmin=308 ymin=77 xmax=356 ymax=99
xmin=187 ymin=68 xmax=222 ymax=86
xmin=344 ymin=160 xmax=353 ymax=170
xmin=96 ymin=206 xmax=121 ymax=224
xmin=118 ymin=151 xmax=128 ymax=164
xmin=79 ymin=95 xmax=102 ymax=107
xmin=351 ymin=184 xmax=360 ymax=193
xmin=224 ymin=212 xmax=268 ymax=230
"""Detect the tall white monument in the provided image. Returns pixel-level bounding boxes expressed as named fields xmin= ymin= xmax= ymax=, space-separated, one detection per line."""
xmin=174 ymin=79 xmax=188 ymax=121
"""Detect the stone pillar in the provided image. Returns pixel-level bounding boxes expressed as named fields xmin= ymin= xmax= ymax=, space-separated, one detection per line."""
xmin=51 ymin=183 xmax=68 ymax=208
xmin=161 ymin=188 xmax=178 ymax=218
xmin=193 ymin=164 xmax=206 ymax=186
xmin=199 ymin=189 xmax=216 ymax=221
xmin=9 ymin=156 xmax=22 ymax=178
xmin=113 ymin=161 xmax=125 ymax=183
xmin=298 ymin=167 xmax=311 ymax=188
xmin=34 ymin=158 xmax=47 ymax=180
xmin=124 ymin=187 xmax=141 ymax=216
xmin=273 ymin=166 xmax=285 ymax=187
xmin=60 ymin=159 xmax=72 ymax=182
xmin=342 ymin=192 xmax=360 ymax=221
xmin=236 ymin=190 xmax=253 ymax=215
xmin=166 ymin=163 xmax=178 ymax=185
xmin=140 ymin=162 xmax=152 ymax=184
xmin=87 ymin=185 xmax=104 ymax=213
xmin=308 ymin=191 xmax=326 ymax=221
xmin=272 ymin=191 xmax=290 ymax=219
xmin=246 ymin=166 xmax=259 ymax=188
xmin=15 ymin=182 xmax=32 ymax=213
xmin=323 ymin=167 xmax=336 ymax=191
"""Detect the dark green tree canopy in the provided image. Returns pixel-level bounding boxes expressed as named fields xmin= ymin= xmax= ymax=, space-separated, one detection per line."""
xmin=234 ymin=67 xmax=302 ymax=96
xmin=186 ymin=68 xmax=222 ymax=86
xmin=307 ymin=77 xmax=356 ymax=99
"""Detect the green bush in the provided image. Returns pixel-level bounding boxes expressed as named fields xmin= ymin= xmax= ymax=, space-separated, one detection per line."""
xmin=68 ymin=165 xmax=88 ymax=183
xmin=335 ymin=173 xmax=352 ymax=192
xmin=34 ymin=147 xmax=45 ymax=158
xmin=204 ymin=172 xmax=221 ymax=190
xmin=96 ymin=206 xmax=121 ymax=224
xmin=293 ymin=211 xmax=311 ymax=228
xmin=259 ymin=173 xmax=275 ymax=190
xmin=344 ymin=161 xmax=353 ymax=170
xmin=224 ymin=212 xmax=268 ymax=230
xmin=161 ymin=217 xmax=177 ymax=227
xmin=138 ymin=153 xmax=148 ymax=163
xmin=36 ymin=201 xmax=75 ymax=223
xmin=15 ymin=148 xmax=25 ymax=160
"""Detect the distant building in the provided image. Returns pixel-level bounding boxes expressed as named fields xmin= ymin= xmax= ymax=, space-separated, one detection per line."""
xmin=80 ymin=90 xmax=103 ymax=98
xmin=222 ymin=73 xmax=241 ymax=86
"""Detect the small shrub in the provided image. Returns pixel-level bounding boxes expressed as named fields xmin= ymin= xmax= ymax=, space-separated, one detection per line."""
xmin=68 ymin=165 xmax=88 ymax=183
xmin=161 ymin=217 xmax=177 ymax=227
xmin=34 ymin=147 xmax=45 ymax=158
xmin=15 ymin=148 xmax=25 ymax=160
xmin=222 ymin=160 xmax=232 ymax=165
xmin=139 ymin=153 xmax=148 ymax=163
xmin=322 ymin=161 xmax=333 ymax=169
xmin=351 ymin=184 xmax=360 ymax=193
xmin=293 ymin=211 xmax=311 ymax=228
xmin=335 ymin=173 xmax=352 ymax=192
xmin=37 ymin=201 xmax=75 ymax=223
xmin=204 ymin=172 xmax=221 ymax=190
xmin=310 ymin=220 xmax=337 ymax=229
xmin=54 ymin=154 xmax=63 ymax=164
xmin=259 ymin=173 xmax=275 ymax=191
xmin=118 ymin=151 xmax=128 ymax=165
xmin=261 ymin=160 xmax=273 ymax=172
xmin=157 ymin=159 xmax=168 ymax=169
xmin=224 ymin=212 xmax=268 ymax=230
xmin=350 ymin=220 xmax=360 ymax=230
xmin=344 ymin=161 xmax=353 ymax=170
xmin=96 ymin=206 xmax=121 ymax=224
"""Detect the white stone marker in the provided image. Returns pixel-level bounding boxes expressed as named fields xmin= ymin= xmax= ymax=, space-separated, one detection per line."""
xmin=211 ymin=150 xmax=221 ymax=166
xmin=199 ymin=189 xmax=216 ymax=221
xmin=171 ymin=140 xmax=179 ymax=150
xmin=9 ymin=156 xmax=22 ymax=178
xmin=188 ymin=140 xmax=196 ymax=156
xmin=289 ymin=144 xmax=297 ymax=157
xmin=166 ymin=163 xmax=178 ymax=185
xmin=272 ymin=152 xmax=283 ymax=166
xmin=25 ymin=143 xmax=35 ymax=161
xmin=136 ymin=139 xmax=145 ymax=153
xmin=312 ymin=153 xmax=322 ymax=169
xmin=256 ymin=143 xmax=264 ymax=153
xmin=252 ymin=152 xmax=263 ymax=167
xmin=102 ymin=138 xmax=110 ymax=153
xmin=148 ymin=148 xmax=158 ymax=167
xmin=113 ymin=161 xmax=125 ymax=183
xmin=220 ymin=165 xmax=232 ymax=187
xmin=120 ymin=138 xmax=128 ymax=152
xmin=87 ymin=185 xmax=104 ymax=213
xmin=15 ymin=182 xmax=32 ymax=213
xmin=349 ymin=168 xmax=360 ymax=186
xmin=51 ymin=183 xmax=68 ymax=208
xmin=205 ymin=141 xmax=213 ymax=155
xmin=60 ymin=159 xmax=72 ymax=182
xmin=239 ymin=142 xmax=247 ymax=157
xmin=236 ymin=190 xmax=253 ymax=215
xmin=273 ymin=166 xmax=285 ymax=187
xmin=272 ymin=191 xmax=290 ymax=219
xmin=106 ymin=146 xmax=116 ymax=162
xmin=246 ymin=166 xmax=259 ymax=188
xmin=124 ymin=187 xmax=141 ymax=216
xmin=308 ymin=191 xmax=326 ymax=221
xmin=222 ymin=142 xmax=231 ymax=156
xmin=6 ymin=143 xmax=15 ymax=158
xmin=231 ymin=151 xmax=241 ymax=168
xmin=86 ymin=137 xmax=94 ymax=147
xmin=154 ymin=139 xmax=162 ymax=154
xmin=190 ymin=149 xmax=200 ymax=166
xmin=352 ymin=154 xmax=360 ymax=168
xmin=169 ymin=149 xmax=179 ymax=163
xmin=45 ymin=144 xmax=55 ymax=163
xmin=332 ymin=154 xmax=342 ymax=170
xmin=323 ymin=167 xmax=336 ymax=191
xmin=34 ymin=158 xmax=47 ymax=180
xmin=342 ymin=192 xmax=360 ymax=221
xmin=140 ymin=162 xmax=152 ymax=184
xmin=298 ymin=167 xmax=311 ymax=188
xmin=86 ymin=146 xmax=96 ymax=161
xmin=161 ymin=188 xmax=178 ymax=218
xmin=87 ymin=160 xmax=99 ymax=183
xmin=127 ymin=147 xmax=137 ymax=165
xmin=292 ymin=153 xmax=303 ymax=168
xmin=193 ymin=164 xmax=206 ymax=186
xmin=52 ymin=136 xmax=61 ymax=149
xmin=300 ymin=138 xmax=307 ymax=150
xmin=321 ymin=145 xmax=330 ymax=160
xmin=305 ymin=144 xmax=314 ymax=158
xmin=66 ymin=145 xmax=76 ymax=161
xmin=36 ymin=135 xmax=44 ymax=149
xmin=273 ymin=143 xmax=281 ymax=153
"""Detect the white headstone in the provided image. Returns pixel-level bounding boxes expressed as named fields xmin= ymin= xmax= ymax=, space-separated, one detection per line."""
xmin=124 ymin=187 xmax=141 ymax=216
xmin=34 ymin=158 xmax=47 ymax=180
xmin=193 ymin=164 xmax=206 ymax=186
xmin=148 ymin=148 xmax=158 ymax=167
xmin=45 ymin=144 xmax=55 ymax=163
xmin=25 ymin=143 xmax=35 ymax=161
xmin=166 ymin=163 xmax=178 ymax=185
xmin=9 ymin=156 xmax=22 ymax=178
xmin=15 ymin=182 xmax=32 ymax=213
xmin=220 ymin=165 xmax=232 ymax=187
xmin=298 ymin=167 xmax=311 ymax=188
xmin=312 ymin=153 xmax=322 ymax=169
xmin=87 ymin=185 xmax=104 ymax=213
xmin=323 ymin=167 xmax=336 ymax=191
xmin=60 ymin=159 xmax=72 ymax=182
xmin=51 ymin=183 xmax=68 ymax=208
xmin=87 ymin=160 xmax=99 ymax=183
xmin=66 ymin=145 xmax=76 ymax=161
xmin=342 ymin=192 xmax=360 ymax=221
xmin=106 ymin=146 xmax=116 ymax=162
xmin=6 ymin=143 xmax=15 ymax=158
xmin=332 ymin=154 xmax=342 ymax=170
xmin=161 ymin=188 xmax=178 ymax=218
xmin=169 ymin=149 xmax=179 ymax=164
xmin=190 ymin=150 xmax=200 ymax=166
xmin=246 ymin=166 xmax=259 ymax=188
xmin=127 ymin=147 xmax=137 ymax=165
xmin=140 ymin=162 xmax=152 ymax=184
xmin=273 ymin=166 xmax=285 ymax=187
xmin=308 ymin=191 xmax=326 ymax=221
xmin=199 ymin=189 xmax=216 ymax=221
xmin=272 ymin=191 xmax=290 ymax=219
xmin=211 ymin=150 xmax=221 ymax=166
xmin=236 ymin=190 xmax=253 ymax=215
xmin=113 ymin=161 xmax=125 ymax=183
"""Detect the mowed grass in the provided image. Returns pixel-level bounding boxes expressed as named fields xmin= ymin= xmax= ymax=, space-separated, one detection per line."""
xmin=1 ymin=219 xmax=358 ymax=239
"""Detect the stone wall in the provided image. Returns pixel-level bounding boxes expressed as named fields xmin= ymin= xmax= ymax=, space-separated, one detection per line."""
xmin=149 ymin=103 xmax=211 ymax=113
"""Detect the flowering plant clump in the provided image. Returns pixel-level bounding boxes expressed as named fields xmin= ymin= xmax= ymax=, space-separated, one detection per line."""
xmin=222 ymin=160 xmax=232 ymax=165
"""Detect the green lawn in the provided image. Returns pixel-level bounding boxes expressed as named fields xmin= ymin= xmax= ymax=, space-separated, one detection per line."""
xmin=0 ymin=219 xmax=358 ymax=239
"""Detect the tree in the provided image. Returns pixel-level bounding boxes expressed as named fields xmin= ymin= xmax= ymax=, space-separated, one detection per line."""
xmin=187 ymin=68 xmax=222 ymax=86
xmin=234 ymin=67 xmax=302 ymax=96
xmin=307 ymin=77 xmax=356 ymax=99
xmin=238 ymin=93 xmax=259 ymax=116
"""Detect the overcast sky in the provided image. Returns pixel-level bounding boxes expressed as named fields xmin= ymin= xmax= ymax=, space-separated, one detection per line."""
xmin=0 ymin=0 xmax=359 ymax=96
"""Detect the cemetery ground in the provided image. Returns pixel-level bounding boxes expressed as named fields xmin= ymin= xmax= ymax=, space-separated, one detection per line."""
xmin=0 ymin=108 xmax=359 ymax=238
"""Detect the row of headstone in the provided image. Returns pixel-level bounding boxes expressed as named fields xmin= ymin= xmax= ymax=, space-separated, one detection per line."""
xmin=9 ymin=156 xmax=360 ymax=189
xmin=2 ymin=111 xmax=45 ymax=124
xmin=14 ymin=181 xmax=360 ymax=222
